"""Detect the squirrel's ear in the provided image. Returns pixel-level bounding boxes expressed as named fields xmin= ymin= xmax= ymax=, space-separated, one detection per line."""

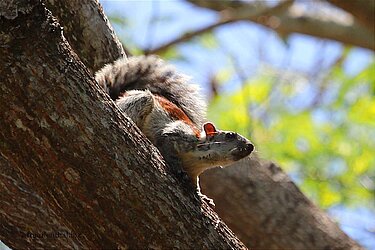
xmin=203 ymin=122 xmax=217 ymax=136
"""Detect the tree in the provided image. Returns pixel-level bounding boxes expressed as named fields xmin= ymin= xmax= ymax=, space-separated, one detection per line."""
xmin=0 ymin=0 xmax=365 ymax=249
xmin=0 ymin=1 xmax=244 ymax=248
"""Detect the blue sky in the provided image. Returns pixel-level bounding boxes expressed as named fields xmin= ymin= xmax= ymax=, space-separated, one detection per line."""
xmin=101 ymin=1 xmax=374 ymax=248
xmin=102 ymin=0 xmax=373 ymax=98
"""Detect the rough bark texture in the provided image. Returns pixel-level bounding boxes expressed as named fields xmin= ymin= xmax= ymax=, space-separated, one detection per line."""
xmin=200 ymin=157 xmax=363 ymax=250
xmin=45 ymin=0 xmax=127 ymax=73
xmin=0 ymin=1 xmax=245 ymax=249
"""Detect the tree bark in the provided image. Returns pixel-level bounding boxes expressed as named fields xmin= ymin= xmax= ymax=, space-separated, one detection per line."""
xmin=0 ymin=1 xmax=245 ymax=249
xmin=200 ymin=157 xmax=363 ymax=249
xmin=45 ymin=0 xmax=127 ymax=73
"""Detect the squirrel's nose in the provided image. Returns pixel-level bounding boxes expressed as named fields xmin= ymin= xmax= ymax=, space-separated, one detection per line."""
xmin=246 ymin=143 xmax=254 ymax=153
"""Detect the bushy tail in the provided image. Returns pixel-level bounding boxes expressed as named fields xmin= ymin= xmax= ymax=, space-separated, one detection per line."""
xmin=95 ymin=55 xmax=206 ymax=126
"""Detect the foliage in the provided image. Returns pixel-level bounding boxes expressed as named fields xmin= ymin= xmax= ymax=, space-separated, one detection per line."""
xmin=208 ymin=58 xmax=375 ymax=209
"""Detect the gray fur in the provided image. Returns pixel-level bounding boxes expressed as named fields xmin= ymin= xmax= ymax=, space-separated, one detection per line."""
xmin=95 ymin=56 xmax=206 ymax=127
xmin=115 ymin=90 xmax=155 ymax=127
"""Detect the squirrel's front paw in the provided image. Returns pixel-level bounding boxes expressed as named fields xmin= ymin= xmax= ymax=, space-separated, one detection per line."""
xmin=198 ymin=193 xmax=215 ymax=207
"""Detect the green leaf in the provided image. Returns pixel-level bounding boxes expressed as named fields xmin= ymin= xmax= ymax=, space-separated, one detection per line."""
xmin=199 ymin=32 xmax=218 ymax=49
xmin=207 ymin=58 xmax=375 ymax=209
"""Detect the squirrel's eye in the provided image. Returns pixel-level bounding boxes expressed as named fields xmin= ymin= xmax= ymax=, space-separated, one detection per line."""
xmin=225 ymin=132 xmax=236 ymax=139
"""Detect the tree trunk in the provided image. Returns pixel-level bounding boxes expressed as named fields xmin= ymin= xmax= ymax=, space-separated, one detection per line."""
xmin=200 ymin=157 xmax=362 ymax=249
xmin=0 ymin=1 xmax=245 ymax=249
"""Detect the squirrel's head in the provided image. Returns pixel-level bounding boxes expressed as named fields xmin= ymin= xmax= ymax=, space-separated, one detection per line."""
xmin=181 ymin=122 xmax=254 ymax=181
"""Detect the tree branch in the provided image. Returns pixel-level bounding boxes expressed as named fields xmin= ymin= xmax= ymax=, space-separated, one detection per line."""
xmin=146 ymin=19 xmax=232 ymax=54
xmin=45 ymin=0 xmax=127 ymax=73
xmin=327 ymin=0 xmax=375 ymax=34
xmin=147 ymin=0 xmax=293 ymax=54
xmin=185 ymin=0 xmax=374 ymax=51
xmin=200 ymin=157 xmax=363 ymax=249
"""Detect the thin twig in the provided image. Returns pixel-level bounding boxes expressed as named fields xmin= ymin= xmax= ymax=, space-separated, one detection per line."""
xmin=145 ymin=19 xmax=233 ymax=54
xmin=146 ymin=0 xmax=295 ymax=54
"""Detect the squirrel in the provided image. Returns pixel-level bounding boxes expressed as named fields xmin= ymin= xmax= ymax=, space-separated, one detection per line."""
xmin=95 ymin=55 xmax=254 ymax=193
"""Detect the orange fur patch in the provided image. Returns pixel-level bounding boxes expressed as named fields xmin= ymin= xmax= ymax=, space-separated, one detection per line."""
xmin=155 ymin=95 xmax=200 ymax=138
